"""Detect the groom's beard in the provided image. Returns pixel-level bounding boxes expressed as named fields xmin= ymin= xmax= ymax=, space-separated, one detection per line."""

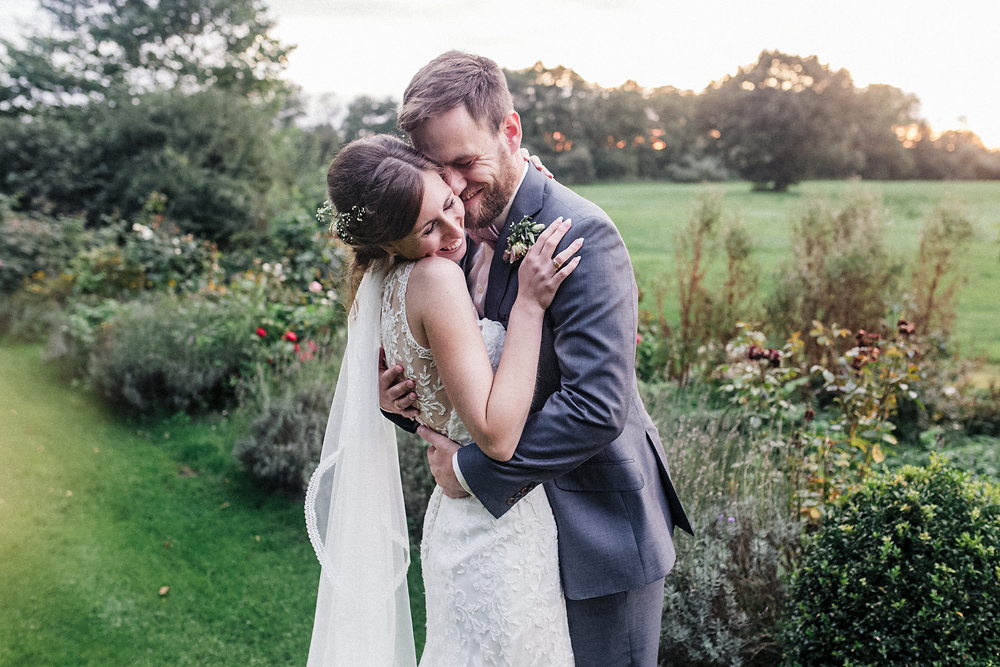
xmin=465 ymin=147 xmax=520 ymax=232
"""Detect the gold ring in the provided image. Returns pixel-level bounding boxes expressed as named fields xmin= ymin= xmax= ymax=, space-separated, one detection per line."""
xmin=552 ymin=258 xmax=562 ymax=270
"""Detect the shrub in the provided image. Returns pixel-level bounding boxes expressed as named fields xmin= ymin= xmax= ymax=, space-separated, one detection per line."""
xmin=86 ymin=295 xmax=266 ymax=415
xmin=0 ymin=212 xmax=89 ymax=296
xmin=231 ymin=335 xmax=343 ymax=492
xmin=638 ymin=194 xmax=759 ymax=383
xmin=907 ymin=202 xmax=976 ymax=337
xmin=783 ymin=456 xmax=1000 ymax=666
xmin=660 ymin=508 xmax=798 ymax=667
xmin=643 ymin=380 xmax=802 ymax=665
xmin=232 ymin=385 xmax=332 ymax=492
xmin=766 ymin=191 xmax=904 ymax=364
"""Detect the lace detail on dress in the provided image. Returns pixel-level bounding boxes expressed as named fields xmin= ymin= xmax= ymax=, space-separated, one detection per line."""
xmin=379 ymin=260 xmax=574 ymax=667
xmin=381 ymin=263 xmax=507 ymax=444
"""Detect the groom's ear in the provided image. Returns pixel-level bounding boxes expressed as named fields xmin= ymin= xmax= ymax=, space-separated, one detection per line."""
xmin=501 ymin=110 xmax=522 ymax=154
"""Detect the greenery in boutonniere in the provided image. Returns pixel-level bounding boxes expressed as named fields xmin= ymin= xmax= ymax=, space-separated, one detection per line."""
xmin=503 ymin=216 xmax=547 ymax=264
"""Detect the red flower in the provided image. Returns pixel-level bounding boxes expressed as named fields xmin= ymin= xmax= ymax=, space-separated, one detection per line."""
xmin=636 ymin=333 xmax=642 ymax=345
xmin=282 ymin=331 xmax=298 ymax=342
xmin=256 ymin=327 xmax=267 ymax=338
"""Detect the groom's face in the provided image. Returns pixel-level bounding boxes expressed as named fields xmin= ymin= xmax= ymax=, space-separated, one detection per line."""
xmin=410 ymin=105 xmax=521 ymax=230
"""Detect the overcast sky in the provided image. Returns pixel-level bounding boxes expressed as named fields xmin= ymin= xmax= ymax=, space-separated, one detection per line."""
xmin=2 ymin=0 xmax=998 ymax=148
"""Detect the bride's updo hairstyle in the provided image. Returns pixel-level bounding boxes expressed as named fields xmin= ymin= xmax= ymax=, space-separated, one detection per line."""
xmin=327 ymin=135 xmax=442 ymax=275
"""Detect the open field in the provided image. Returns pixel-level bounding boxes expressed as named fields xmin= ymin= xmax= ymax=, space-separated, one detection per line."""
xmin=576 ymin=180 xmax=1000 ymax=367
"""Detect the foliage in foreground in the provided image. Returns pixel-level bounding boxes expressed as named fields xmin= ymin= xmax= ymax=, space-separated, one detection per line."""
xmin=783 ymin=455 xmax=1000 ymax=666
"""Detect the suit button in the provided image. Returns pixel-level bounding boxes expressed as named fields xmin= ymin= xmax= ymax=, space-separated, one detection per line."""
xmin=500 ymin=313 xmax=508 ymax=323
xmin=506 ymin=498 xmax=514 ymax=505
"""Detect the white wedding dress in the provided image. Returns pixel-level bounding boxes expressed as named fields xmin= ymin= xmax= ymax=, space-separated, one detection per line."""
xmin=381 ymin=261 xmax=574 ymax=667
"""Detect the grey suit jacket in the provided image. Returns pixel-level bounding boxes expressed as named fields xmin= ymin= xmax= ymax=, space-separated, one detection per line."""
xmin=455 ymin=167 xmax=692 ymax=600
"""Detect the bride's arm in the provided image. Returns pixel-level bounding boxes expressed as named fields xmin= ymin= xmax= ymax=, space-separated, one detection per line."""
xmin=408 ymin=220 xmax=581 ymax=462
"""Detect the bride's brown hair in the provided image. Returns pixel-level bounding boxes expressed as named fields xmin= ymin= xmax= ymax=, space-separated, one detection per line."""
xmin=326 ymin=135 xmax=443 ymax=296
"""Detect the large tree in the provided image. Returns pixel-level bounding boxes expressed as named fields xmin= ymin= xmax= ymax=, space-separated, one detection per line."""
xmin=697 ymin=50 xmax=857 ymax=191
xmin=850 ymin=84 xmax=920 ymax=180
xmin=0 ymin=0 xmax=292 ymax=114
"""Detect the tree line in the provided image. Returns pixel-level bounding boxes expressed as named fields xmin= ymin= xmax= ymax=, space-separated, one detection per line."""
xmin=2 ymin=0 xmax=998 ymax=245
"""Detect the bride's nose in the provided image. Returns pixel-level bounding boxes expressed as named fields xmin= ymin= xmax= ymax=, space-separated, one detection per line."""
xmin=442 ymin=214 xmax=463 ymax=238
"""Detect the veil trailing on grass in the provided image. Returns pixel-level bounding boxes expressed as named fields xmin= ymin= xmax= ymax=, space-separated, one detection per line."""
xmin=304 ymin=265 xmax=416 ymax=667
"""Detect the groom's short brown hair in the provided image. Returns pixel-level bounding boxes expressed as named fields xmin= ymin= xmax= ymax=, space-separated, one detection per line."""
xmin=398 ymin=51 xmax=513 ymax=135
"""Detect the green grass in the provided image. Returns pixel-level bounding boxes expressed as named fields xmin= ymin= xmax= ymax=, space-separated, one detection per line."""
xmin=0 ymin=343 xmax=426 ymax=665
xmin=576 ymin=180 xmax=1000 ymax=366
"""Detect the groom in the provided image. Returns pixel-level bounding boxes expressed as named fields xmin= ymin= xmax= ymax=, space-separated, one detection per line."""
xmin=382 ymin=51 xmax=691 ymax=666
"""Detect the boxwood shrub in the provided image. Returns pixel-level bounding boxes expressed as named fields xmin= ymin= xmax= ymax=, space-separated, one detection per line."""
xmin=783 ymin=455 xmax=1000 ymax=666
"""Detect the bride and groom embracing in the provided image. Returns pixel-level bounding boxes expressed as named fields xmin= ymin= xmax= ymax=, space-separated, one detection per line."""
xmin=305 ymin=51 xmax=692 ymax=667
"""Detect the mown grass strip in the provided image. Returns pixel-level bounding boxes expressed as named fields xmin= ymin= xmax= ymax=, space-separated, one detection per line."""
xmin=0 ymin=344 xmax=426 ymax=665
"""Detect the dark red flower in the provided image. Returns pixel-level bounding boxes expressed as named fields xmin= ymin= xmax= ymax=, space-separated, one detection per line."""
xmin=897 ymin=319 xmax=916 ymax=336
xmin=804 ymin=408 xmax=815 ymax=422
xmin=282 ymin=331 xmax=298 ymax=342
xmin=256 ymin=327 xmax=267 ymax=338
xmin=748 ymin=345 xmax=766 ymax=361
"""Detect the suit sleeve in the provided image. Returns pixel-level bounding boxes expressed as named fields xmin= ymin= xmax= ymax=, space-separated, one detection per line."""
xmin=455 ymin=212 xmax=637 ymax=518
xmin=381 ymin=410 xmax=418 ymax=434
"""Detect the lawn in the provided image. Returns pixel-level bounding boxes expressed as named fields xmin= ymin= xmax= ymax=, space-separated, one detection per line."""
xmin=0 ymin=343 xmax=426 ymax=666
xmin=576 ymin=180 xmax=1000 ymax=367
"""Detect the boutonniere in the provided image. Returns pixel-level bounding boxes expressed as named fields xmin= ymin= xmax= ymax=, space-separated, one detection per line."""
xmin=503 ymin=216 xmax=547 ymax=264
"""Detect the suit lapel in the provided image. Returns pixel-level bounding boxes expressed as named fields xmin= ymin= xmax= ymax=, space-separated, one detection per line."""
xmin=485 ymin=168 xmax=547 ymax=321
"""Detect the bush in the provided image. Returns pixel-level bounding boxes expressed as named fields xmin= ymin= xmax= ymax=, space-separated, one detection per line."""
xmin=230 ymin=334 xmax=343 ymax=492
xmin=232 ymin=385 xmax=332 ymax=492
xmin=765 ymin=191 xmax=904 ymax=363
xmin=85 ymin=295 xmax=266 ymax=415
xmin=660 ymin=507 xmax=799 ymax=667
xmin=643 ymin=380 xmax=802 ymax=665
xmin=0 ymin=212 xmax=89 ymax=296
xmin=783 ymin=456 xmax=1000 ymax=666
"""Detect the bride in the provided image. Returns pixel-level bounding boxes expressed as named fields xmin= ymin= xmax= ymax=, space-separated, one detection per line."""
xmin=305 ymin=135 xmax=581 ymax=666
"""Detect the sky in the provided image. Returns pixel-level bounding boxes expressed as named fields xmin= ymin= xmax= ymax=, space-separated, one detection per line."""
xmin=2 ymin=0 xmax=998 ymax=148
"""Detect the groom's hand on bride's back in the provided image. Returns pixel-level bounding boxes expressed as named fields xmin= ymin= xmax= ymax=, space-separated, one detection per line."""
xmin=379 ymin=347 xmax=420 ymax=418
xmin=419 ymin=427 xmax=470 ymax=498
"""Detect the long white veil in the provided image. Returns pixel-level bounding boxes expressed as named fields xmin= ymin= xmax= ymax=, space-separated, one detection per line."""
xmin=304 ymin=265 xmax=417 ymax=667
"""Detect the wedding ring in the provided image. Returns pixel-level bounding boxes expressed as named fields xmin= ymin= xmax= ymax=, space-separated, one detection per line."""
xmin=552 ymin=258 xmax=563 ymax=270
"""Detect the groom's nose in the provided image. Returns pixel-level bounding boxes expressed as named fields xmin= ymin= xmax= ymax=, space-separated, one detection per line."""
xmin=443 ymin=167 xmax=466 ymax=196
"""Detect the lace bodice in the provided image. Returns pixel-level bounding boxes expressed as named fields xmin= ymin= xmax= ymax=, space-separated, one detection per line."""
xmin=380 ymin=261 xmax=506 ymax=443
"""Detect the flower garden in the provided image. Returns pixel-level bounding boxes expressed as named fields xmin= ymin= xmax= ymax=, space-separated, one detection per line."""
xmin=2 ymin=182 xmax=1000 ymax=665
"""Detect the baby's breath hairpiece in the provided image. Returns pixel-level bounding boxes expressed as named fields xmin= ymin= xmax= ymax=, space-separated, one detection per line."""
xmin=503 ymin=216 xmax=547 ymax=264
xmin=317 ymin=201 xmax=364 ymax=246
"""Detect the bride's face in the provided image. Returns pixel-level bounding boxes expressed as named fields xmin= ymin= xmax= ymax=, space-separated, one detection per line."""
xmin=384 ymin=171 xmax=467 ymax=262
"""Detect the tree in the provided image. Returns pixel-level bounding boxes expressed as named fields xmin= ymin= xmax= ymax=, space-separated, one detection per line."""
xmin=340 ymin=96 xmax=402 ymax=144
xmin=0 ymin=88 xmax=280 ymax=243
xmin=851 ymin=84 xmax=919 ymax=179
xmin=697 ymin=51 xmax=856 ymax=191
xmin=0 ymin=0 xmax=292 ymax=114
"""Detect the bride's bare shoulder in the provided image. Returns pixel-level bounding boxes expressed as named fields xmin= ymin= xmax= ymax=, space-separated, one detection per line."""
xmin=407 ymin=256 xmax=466 ymax=290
